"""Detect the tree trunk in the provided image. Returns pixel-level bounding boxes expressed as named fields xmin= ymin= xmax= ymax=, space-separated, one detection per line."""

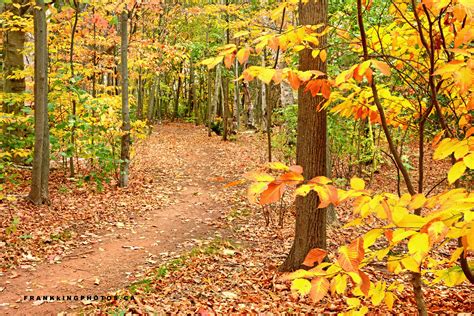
xmin=233 ymin=57 xmax=240 ymax=130
xmin=3 ymin=0 xmax=28 ymax=113
xmin=280 ymin=0 xmax=328 ymax=272
xmin=147 ymin=80 xmax=155 ymax=125
xmin=173 ymin=64 xmax=183 ymax=121
xmin=28 ymin=0 xmax=50 ymax=205
xmin=119 ymin=10 xmax=131 ymax=188
xmin=207 ymin=69 xmax=213 ymax=137
xmin=136 ymin=70 xmax=144 ymax=120
xmin=69 ymin=0 xmax=79 ymax=177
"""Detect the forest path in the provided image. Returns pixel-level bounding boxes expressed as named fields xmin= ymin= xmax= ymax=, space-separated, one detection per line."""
xmin=0 ymin=123 xmax=263 ymax=315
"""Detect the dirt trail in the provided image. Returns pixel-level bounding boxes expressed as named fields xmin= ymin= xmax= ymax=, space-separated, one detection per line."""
xmin=0 ymin=123 xmax=263 ymax=315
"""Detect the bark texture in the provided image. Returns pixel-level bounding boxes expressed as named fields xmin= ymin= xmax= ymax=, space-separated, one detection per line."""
xmin=281 ymin=0 xmax=328 ymax=272
xmin=29 ymin=0 xmax=50 ymax=205
xmin=119 ymin=10 xmax=131 ymax=188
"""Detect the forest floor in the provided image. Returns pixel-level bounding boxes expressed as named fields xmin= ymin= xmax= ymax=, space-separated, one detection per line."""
xmin=0 ymin=123 xmax=473 ymax=315
xmin=0 ymin=123 xmax=265 ymax=315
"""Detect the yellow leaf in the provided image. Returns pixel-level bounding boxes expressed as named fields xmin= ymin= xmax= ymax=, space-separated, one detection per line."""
xmin=358 ymin=60 xmax=371 ymax=76
xmin=392 ymin=229 xmax=417 ymax=243
xmin=310 ymin=277 xmax=330 ymax=303
xmin=401 ymin=256 xmax=420 ymax=272
xmin=408 ymin=233 xmax=430 ymax=263
xmin=463 ymin=153 xmax=474 ymax=169
xmin=247 ymin=182 xmax=268 ymax=204
xmin=395 ymin=213 xmax=427 ymax=229
xmin=427 ymin=221 xmax=448 ymax=245
xmin=200 ymin=56 xmax=224 ymax=69
xmin=257 ymin=68 xmax=276 ymax=84
xmin=350 ymin=177 xmax=365 ymax=190
xmin=267 ymin=162 xmax=289 ymax=171
xmin=363 ymin=229 xmax=383 ymax=249
xmin=433 ymin=267 xmax=467 ymax=286
xmin=387 ymin=256 xmax=403 ymax=273
xmin=454 ymin=142 xmax=469 ymax=159
xmin=346 ymin=297 xmax=361 ymax=309
xmin=233 ymin=30 xmax=250 ymax=38
xmin=291 ymin=279 xmax=312 ymax=296
xmin=236 ymin=48 xmax=250 ymax=65
xmin=408 ymin=193 xmax=427 ymax=210
xmin=370 ymin=281 xmax=386 ymax=306
xmin=449 ymin=247 xmax=464 ymax=263
xmin=331 ymin=274 xmax=348 ymax=295
xmin=295 ymin=184 xmax=312 ymax=197
xmin=433 ymin=138 xmax=454 ymax=160
xmin=385 ymin=292 xmax=395 ymax=311
xmin=448 ymin=161 xmax=467 ymax=184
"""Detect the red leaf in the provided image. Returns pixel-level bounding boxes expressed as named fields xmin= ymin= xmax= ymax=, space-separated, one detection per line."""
xmin=303 ymin=248 xmax=327 ymax=267
xmin=304 ymin=79 xmax=322 ymax=97
xmin=321 ymin=80 xmax=331 ymax=99
xmin=259 ymin=181 xmax=286 ymax=205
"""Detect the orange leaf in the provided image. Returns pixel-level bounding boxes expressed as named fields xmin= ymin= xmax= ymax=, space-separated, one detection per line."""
xmin=237 ymin=48 xmax=250 ymax=65
xmin=372 ymin=60 xmax=391 ymax=75
xmin=319 ymin=50 xmax=327 ymax=63
xmin=224 ymin=179 xmax=245 ymax=188
xmin=305 ymin=79 xmax=322 ymax=97
xmin=224 ymin=54 xmax=235 ymax=69
xmin=365 ymin=67 xmax=373 ymax=83
xmin=321 ymin=80 xmax=331 ymax=99
xmin=358 ymin=270 xmax=370 ymax=296
xmin=288 ymin=71 xmax=301 ymax=90
xmin=310 ymin=277 xmax=330 ymax=303
xmin=259 ymin=181 xmax=286 ymax=205
xmin=278 ymin=172 xmax=304 ymax=184
xmin=337 ymin=238 xmax=364 ymax=272
xmin=302 ymin=248 xmax=327 ymax=267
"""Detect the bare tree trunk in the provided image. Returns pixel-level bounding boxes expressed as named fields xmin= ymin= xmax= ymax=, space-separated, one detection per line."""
xmin=155 ymin=77 xmax=162 ymax=123
xmin=29 ymin=0 xmax=50 ymax=205
xmin=207 ymin=69 xmax=213 ymax=136
xmin=173 ymin=64 xmax=183 ymax=121
xmin=281 ymin=0 xmax=328 ymax=272
xmin=3 ymin=0 xmax=28 ymax=113
xmin=233 ymin=57 xmax=240 ymax=130
xmin=119 ymin=10 xmax=131 ymax=188
xmin=69 ymin=0 xmax=79 ymax=177
xmin=147 ymin=80 xmax=155 ymax=125
xmin=137 ymin=70 xmax=144 ymax=120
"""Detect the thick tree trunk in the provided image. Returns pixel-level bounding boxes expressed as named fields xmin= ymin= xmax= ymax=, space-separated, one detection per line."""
xmin=119 ymin=10 xmax=131 ymax=188
xmin=29 ymin=0 xmax=50 ymax=205
xmin=280 ymin=0 xmax=328 ymax=272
